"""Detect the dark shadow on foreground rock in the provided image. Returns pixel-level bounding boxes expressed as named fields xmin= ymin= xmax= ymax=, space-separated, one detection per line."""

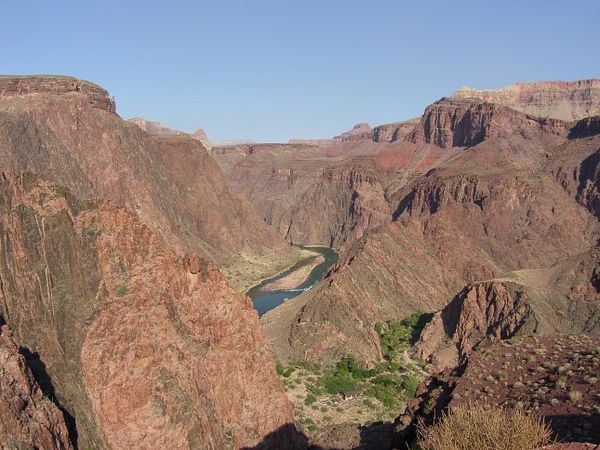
xmin=243 ymin=421 xmax=396 ymax=450
xmin=19 ymin=346 xmax=79 ymax=449
xmin=241 ymin=423 xmax=309 ymax=450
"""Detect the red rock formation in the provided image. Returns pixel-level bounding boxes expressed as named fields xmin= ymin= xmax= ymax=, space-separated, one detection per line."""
xmin=264 ymin=91 xmax=600 ymax=366
xmin=0 ymin=76 xmax=293 ymax=288
xmin=415 ymin=281 xmax=535 ymax=371
xmin=452 ymin=79 xmax=600 ymax=120
xmin=407 ymin=98 xmax=569 ymax=148
xmin=0 ymin=322 xmax=73 ymax=449
xmin=334 ymin=123 xmax=373 ymax=141
xmin=372 ymin=118 xmax=419 ymax=143
xmin=0 ymin=172 xmax=295 ymax=448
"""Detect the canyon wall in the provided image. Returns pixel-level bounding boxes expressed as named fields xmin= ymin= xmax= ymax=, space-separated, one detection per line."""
xmin=0 ymin=76 xmax=295 ymax=289
xmin=0 ymin=173 xmax=295 ymax=449
xmin=212 ymin=143 xmax=392 ymax=249
xmin=264 ymin=96 xmax=600 ymax=366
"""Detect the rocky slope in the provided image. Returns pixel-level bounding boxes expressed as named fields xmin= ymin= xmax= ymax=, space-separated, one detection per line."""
xmin=0 ymin=75 xmax=294 ymax=289
xmin=394 ymin=335 xmax=600 ymax=447
xmin=0 ymin=321 xmax=73 ymax=449
xmin=0 ymin=172 xmax=295 ymax=449
xmin=452 ymin=79 xmax=600 ymax=121
xmin=263 ymin=85 xmax=600 ymax=366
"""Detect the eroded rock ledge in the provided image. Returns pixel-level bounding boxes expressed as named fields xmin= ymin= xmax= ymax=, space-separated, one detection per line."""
xmin=0 ymin=75 xmax=116 ymax=113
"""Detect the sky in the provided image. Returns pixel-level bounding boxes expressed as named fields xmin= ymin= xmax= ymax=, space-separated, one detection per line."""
xmin=2 ymin=0 xmax=599 ymax=142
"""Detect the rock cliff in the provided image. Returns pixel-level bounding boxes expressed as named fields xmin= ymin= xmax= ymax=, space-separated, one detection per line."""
xmin=452 ymin=79 xmax=600 ymax=121
xmin=371 ymin=118 xmax=419 ymax=143
xmin=0 ymin=75 xmax=116 ymax=113
xmin=0 ymin=172 xmax=295 ymax=449
xmin=0 ymin=76 xmax=294 ymax=289
xmin=407 ymin=98 xmax=569 ymax=148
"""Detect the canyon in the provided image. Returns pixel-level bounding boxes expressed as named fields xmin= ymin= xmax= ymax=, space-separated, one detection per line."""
xmin=0 ymin=75 xmax=598 ymax=449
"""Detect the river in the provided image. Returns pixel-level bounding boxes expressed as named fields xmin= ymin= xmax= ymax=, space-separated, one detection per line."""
xmin=247 ymin=245 xmax=339 ymax=316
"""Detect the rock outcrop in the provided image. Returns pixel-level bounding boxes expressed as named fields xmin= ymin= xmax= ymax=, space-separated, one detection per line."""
xmin=0 ymin=172 xmax=295 ymax=449
xmin=0 ymin=75 xmax=116 ymax=113
xmin=0 ymin=321 xmax=73 ymax=449
xmin=393 ymin=335 xmax=600 ymax=448
xmin=415 ymin=281 xmax=534 ymax=371
xmin=407 ymin=98 xmax=569 ymax=149
xmin=372 ymin=118 xmax=419 ymax=143
xmin=452 ymin=79 xmax=600 ymax=121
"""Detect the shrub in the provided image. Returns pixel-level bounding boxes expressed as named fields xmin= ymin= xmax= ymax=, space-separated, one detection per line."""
xmin=401 ymin=375 xmax=420 ymax=399
xmin=304 ymin=393 xmax=317 ymax=405
xmin=417 ymin=404 xmax=552 ymax=450
xmin=495 ymin=370 xmax=508 ymax=381
xmin=282 ymin=367 xmax=296 ymax=378
xmin=115 ymin=284 xmax=128 ymax=297
xmin=323 ymin=372 xmax=355 ymax=395
xmin=275 ymin=360 xmax=284 ymax=376
xmin=378 ymin=312 xmax=433 ymax=360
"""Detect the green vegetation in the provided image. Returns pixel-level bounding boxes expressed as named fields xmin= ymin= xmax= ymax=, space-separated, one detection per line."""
xmin=304 ymin=393 xmax=317 ymax=405
xmin=115 ymin=284 xmax=128 ymax=297
xmin=276 ymin=313 xmax=432 ymax=433
xmin=377 ymin=312 xmax=432 ymax=361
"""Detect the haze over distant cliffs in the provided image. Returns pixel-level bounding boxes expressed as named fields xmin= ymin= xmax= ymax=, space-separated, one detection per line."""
xmin=128 ymin=117 xmax=213 ymax=149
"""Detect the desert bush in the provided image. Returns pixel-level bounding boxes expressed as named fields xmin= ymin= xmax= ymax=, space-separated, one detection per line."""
xmin=304 ymin=393 xmax=317 ymax=405
xmin=417 ymin=403 xmax=552 ymax=450
xmin=115 ymin=284 xmax=128 ymax=297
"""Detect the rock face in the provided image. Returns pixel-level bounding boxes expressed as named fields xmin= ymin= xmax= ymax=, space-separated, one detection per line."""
xmin=452 ymin=79 xmax=600 ymax=121
xmin=0 ymin=321 xmax=73 ymax=450
xmin=334 ymin=123 xmax=373 ymax=141
xmin=212 ymin=143 xmax=391 ymax=249
xmin=0 ymin=75 xmax=116 ymax=113
xmin=0 ymin=172 xmax=295 ymax=449
xmin=407 ymin=98 xmax=569 ymax=148
xmin=415 ymin=281 xmax=534 ymax=371
xmin=0 ymin=76 xmax=294 ymax=289
xmin=372 ymin=118 xmax=419 ymax=143
xmin=264 ymin=86 xmax=600 ymax=366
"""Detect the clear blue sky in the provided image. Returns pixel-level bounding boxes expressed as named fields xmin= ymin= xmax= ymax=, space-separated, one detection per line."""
xmin=2 ymin=1 xmax=599 ymax=142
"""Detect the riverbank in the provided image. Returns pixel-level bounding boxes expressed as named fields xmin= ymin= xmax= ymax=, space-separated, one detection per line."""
xmin=247 ymin=245 xmax=339 ymax=316
xmin=261 ymin=253 xmax=325 ymax=291
xmin=244 ymin=247 xmax=325 ymax=294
